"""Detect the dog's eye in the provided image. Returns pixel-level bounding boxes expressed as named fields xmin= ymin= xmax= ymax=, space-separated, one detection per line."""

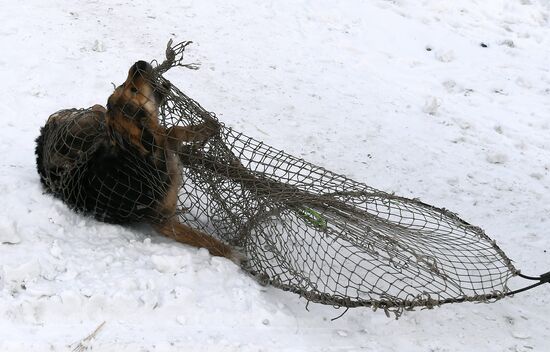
xmin=130 ymin=87 xmax=138 ymax=94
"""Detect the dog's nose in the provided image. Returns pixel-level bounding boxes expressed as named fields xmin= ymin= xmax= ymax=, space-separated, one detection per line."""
xmin=134 ymin=60 xmax=152 ymax=73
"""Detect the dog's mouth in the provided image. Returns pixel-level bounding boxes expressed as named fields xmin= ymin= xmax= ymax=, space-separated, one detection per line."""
xmin=153 ymin=80 xmax=171 ymax=105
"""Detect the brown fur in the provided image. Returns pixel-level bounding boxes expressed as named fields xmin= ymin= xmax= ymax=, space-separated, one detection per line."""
xmin=96 ymin=62 xmax=236 ymax=262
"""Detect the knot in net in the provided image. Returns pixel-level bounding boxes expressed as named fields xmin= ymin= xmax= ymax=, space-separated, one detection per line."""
xmin=36 ymin=40 xmax=519 ymax=317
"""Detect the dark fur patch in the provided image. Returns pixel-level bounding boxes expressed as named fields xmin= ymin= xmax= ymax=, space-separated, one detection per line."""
xmin=35 ymin=109 xmax=171 ymax=224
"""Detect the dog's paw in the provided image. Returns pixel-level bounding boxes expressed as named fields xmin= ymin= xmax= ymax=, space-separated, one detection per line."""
xmin=203 ymin=115 xmax=222 ymax=136
xmin=228 ymin=248 xmax=247 ymax=266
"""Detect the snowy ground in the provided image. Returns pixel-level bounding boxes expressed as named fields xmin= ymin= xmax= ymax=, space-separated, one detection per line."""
xmin=1 ymin=0 xmax=550 ymax=351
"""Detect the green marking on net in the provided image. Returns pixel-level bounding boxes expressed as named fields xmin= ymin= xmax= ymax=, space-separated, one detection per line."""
xmin=298 ymin=208 xmax=327 ymax=230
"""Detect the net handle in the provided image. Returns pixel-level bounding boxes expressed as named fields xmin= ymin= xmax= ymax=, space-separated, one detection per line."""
xmin=506 ymin=271 xmax=550 ymax=296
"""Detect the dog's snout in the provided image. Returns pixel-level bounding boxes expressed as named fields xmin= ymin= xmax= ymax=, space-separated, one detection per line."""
xmin=134 ymin=60 xmax=152 ymax=73
xmin=129 ymin=61 xmax=153 ymax=79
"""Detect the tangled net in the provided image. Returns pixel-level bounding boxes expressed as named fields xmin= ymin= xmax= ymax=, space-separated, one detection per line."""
xmin=38 ymin=40 xmax=545 ymax=318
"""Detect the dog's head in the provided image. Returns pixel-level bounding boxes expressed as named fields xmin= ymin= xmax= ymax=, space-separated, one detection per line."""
xmin=106 ymin=61 xmax=170 ymax=153
xmin=107 ymin=61 xmax=169 ymax=122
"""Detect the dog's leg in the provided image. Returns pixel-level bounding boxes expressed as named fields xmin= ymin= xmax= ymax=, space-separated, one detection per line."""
xmin=165 ymin=118 xmax=220 ymax=152
xmin=154 ymin=220 xmax=241 ymax=264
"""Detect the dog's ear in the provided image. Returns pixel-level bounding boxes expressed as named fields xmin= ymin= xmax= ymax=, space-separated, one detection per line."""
xmin=91 ymin=104 xmax=106 ymax=114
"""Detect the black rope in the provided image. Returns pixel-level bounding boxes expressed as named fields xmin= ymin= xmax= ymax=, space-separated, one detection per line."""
xmin=506 ymin=271 xmax=550 ymax=296
xmin=517 ymin=271 xmax=550 ymax=282
xmin=330 ymin=307 xmax=350 ymax=321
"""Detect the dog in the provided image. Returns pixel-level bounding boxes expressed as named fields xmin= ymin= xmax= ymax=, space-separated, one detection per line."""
xmin=36 ymin=61 xmax=239 ymax=262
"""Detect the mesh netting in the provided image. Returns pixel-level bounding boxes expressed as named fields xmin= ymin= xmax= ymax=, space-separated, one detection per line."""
xmin=36 ymin=40 xmax=518 ymax=317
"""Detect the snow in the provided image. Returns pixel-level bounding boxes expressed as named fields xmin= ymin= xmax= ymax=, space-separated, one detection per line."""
xmin=1 ymin=0 xmax=549 ymax=350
